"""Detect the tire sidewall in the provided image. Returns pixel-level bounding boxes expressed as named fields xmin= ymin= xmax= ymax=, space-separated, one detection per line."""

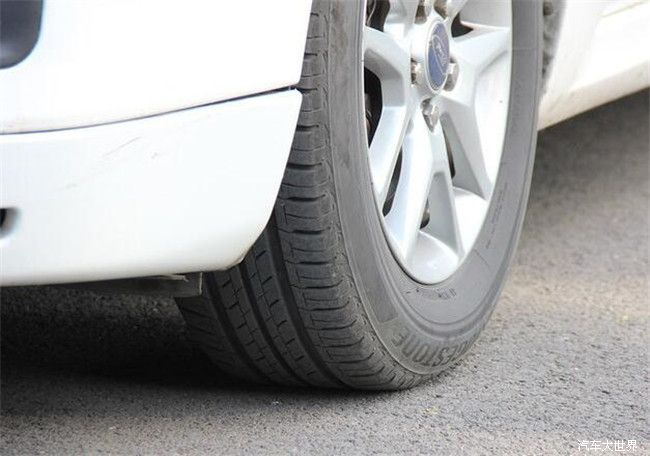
xmin=327 ymin=0 xmax=541 ymax=375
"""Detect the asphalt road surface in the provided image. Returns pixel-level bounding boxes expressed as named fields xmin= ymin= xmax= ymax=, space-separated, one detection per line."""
xmin=1 ymin=92 xmax=648 ymax=455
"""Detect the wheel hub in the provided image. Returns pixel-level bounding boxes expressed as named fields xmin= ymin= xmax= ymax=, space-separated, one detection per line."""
xmin=363 ymin=0 xmax=513 ymax=284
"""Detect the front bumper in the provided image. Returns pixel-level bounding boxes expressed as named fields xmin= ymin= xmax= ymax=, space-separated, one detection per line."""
xmin=0 ymin=90 xmax=301 ymax=286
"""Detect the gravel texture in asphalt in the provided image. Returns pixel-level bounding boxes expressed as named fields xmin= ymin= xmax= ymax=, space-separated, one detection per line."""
xmin=1 ymin=92 xmax=648 ymax=455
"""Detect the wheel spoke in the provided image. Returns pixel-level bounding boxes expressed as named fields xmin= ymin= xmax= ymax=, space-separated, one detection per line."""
xmin=385 ymin=114 xmax=434 ymax=264
xmin=441 ymin=96 xmax=492 ymax=199
xmin=363 ymin=27 xmax=411 ymax=103
xmin=436 ymin=0 xmax=469 ymax=19
xmin=452 ymin=27 xmax=510 ymax=75
xmin=454 ymin=0 xmax=512 ymax=27
xmin=423 ymin=122 xmax=463 ymax=255
xmin=364 ymin=26 xmax=415 ymax=204
xmin=440 ymin=28 xmax=510 ymax=199
xmin=369 ymin=104 xmax=413 ymax=204
xmin=384 ymin=0 xmax=419 ymax=35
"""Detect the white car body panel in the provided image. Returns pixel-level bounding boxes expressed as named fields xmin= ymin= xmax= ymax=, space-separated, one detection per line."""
xmin=0 ymin=0 xmax=312 ymax=133
xmin=1 ymin=0 xmax=649 ymax=286
xmin=0 ymin=91 xmax=301 ymax=285
xmin=539 ymin=0 xmax=650 ymax=128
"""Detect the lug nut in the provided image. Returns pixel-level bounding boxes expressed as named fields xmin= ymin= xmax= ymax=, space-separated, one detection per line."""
xmin=434 ymin=0 xmax=450 ymax=17
xmin=411 ymin=60 xmax=423 ymax=84
xmin=444 ymin=61 xmax=459 ymax=91
xmin=422 ymin=100 xmax=440 ymax=131
xmin=418 ymin=0 xmax=433 ymax=18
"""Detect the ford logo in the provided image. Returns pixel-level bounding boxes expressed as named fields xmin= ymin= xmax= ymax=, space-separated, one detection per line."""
xmin=426 ymin=22 xmax=450 ymax=91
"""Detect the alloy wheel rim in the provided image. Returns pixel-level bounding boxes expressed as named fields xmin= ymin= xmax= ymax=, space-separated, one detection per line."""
xmin=363 ymin=0 xmax=513 ymax=284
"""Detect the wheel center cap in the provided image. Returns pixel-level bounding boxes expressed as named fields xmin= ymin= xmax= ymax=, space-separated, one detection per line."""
xmin=426 ymin=21 xmax=450 ymax=92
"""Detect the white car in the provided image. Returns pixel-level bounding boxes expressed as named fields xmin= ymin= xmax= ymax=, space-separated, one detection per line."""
xmin=1 ymin=0 xmax=648 ymax=389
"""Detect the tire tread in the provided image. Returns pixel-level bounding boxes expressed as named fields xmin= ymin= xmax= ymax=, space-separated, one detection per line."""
xmin=178 ymin=2 xmax=426 ymax=390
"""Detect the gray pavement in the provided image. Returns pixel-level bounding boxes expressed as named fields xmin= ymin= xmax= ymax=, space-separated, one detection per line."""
xmin=1 ymin=92 xmax=648 ymax=455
